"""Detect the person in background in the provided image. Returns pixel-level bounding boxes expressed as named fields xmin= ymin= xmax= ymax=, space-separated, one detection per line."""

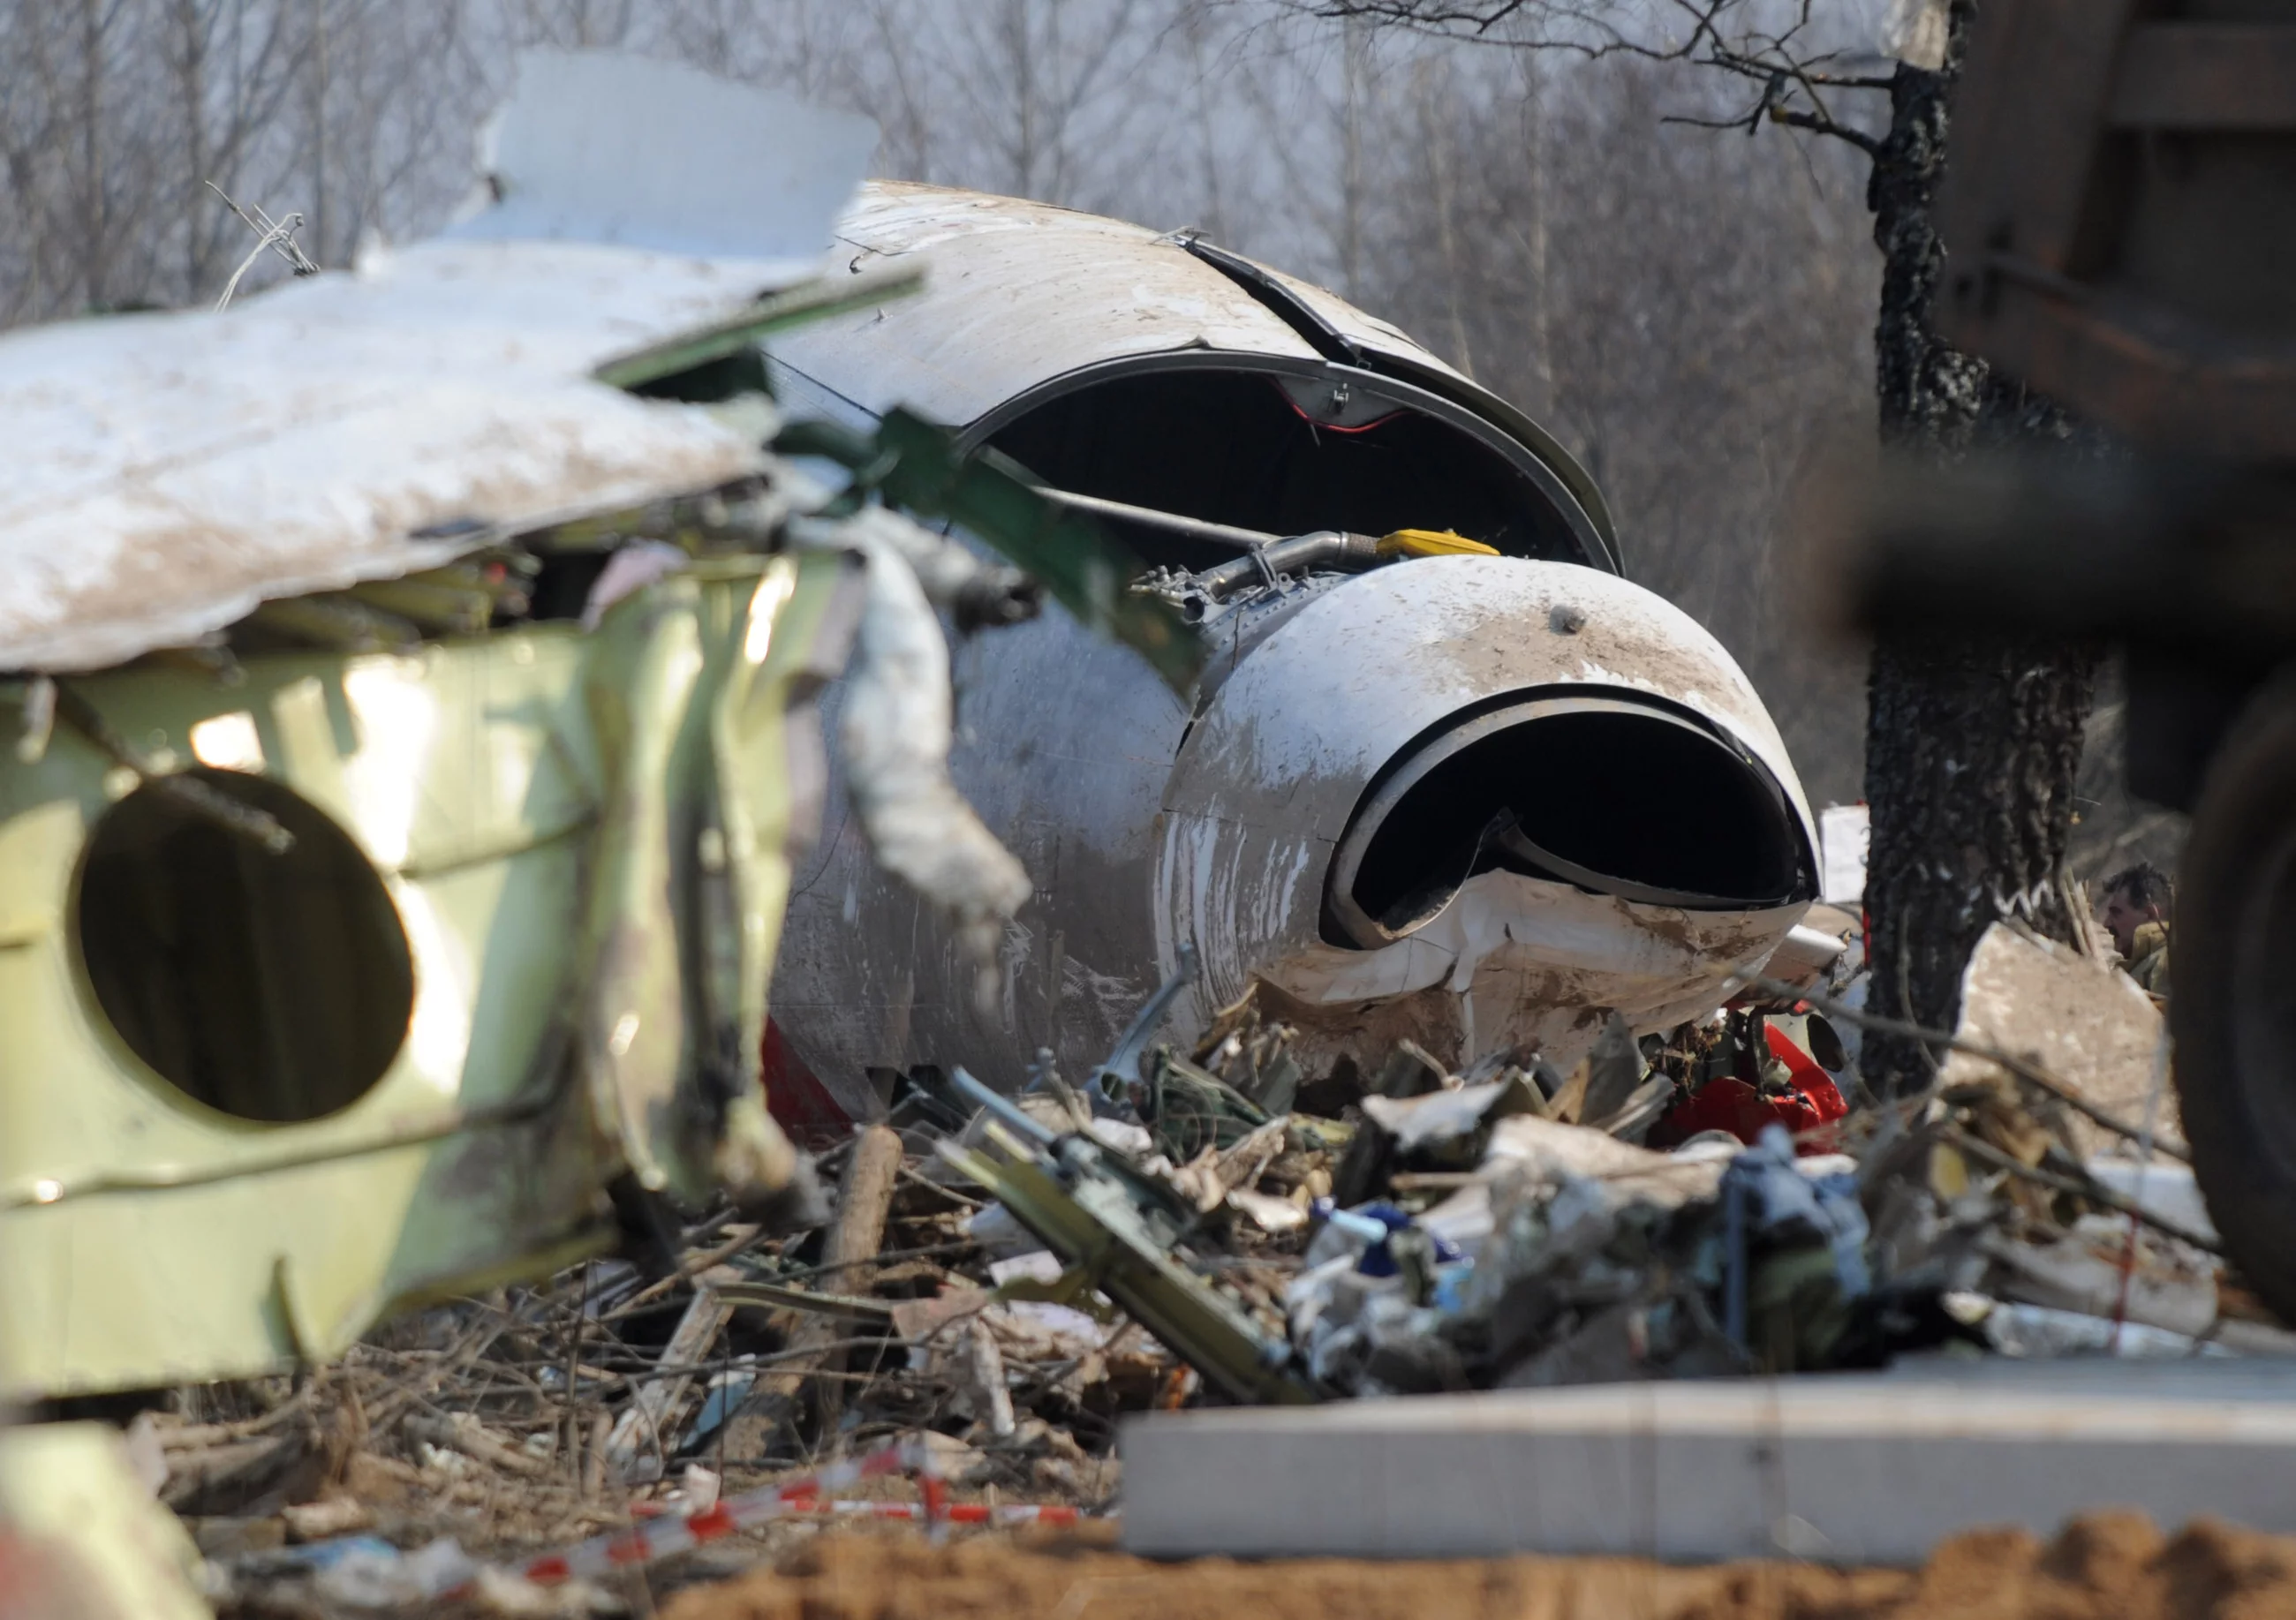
xmin=2099 ymin=862 xmax=2172 ymax=999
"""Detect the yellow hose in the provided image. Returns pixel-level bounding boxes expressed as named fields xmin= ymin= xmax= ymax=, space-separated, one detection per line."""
xmin=1378 ymin=528 xmax=1499 ymax=559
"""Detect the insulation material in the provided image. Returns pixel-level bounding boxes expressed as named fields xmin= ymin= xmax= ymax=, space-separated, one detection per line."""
xmin=1820 ymin=803 xmax=1870 ymax=905
xmin=797 ymin=509 xmax=1032 ymax=1006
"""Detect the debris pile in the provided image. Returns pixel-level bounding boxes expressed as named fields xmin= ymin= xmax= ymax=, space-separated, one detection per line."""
xmin=165 ymin=1116 xmax=1143 ymax=1615
xmin=142 ymin=917 xmax=2292 ymax=1615
xmin=918 ymin=914 xmax=2282 ymax=1409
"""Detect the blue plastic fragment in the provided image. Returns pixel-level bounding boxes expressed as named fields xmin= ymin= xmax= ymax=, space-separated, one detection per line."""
xmin=682 ymin=1368 xmax=760 ymax=1450
xmin=266 ymin=1534 xmax=402 ymax=1573
xmin=1718 ymin=1124 xmax=1871 ymax=1349
xmin=1310 ymin=1198 xmax=1463 ymax=1277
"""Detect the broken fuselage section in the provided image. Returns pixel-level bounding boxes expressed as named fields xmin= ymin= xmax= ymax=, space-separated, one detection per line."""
xmin=0 ymin=57 xmax=1056 ymax=1408
xmin=766 ymin=184 xmax=1824 ymax=1115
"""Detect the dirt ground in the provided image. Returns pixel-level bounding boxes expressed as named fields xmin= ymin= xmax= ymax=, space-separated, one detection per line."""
xmin=659 ymin=1512 xmax=2296 ymax=1620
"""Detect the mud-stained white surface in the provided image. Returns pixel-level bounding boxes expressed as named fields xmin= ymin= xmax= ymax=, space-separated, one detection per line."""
xmin=1154 ymin=555 xmax=1819 ymax=1040
xmin=1161 ymin=556 xmax=1813 ymax=840
xmin=1256 ymin=870 xmax=1808 ymax=1072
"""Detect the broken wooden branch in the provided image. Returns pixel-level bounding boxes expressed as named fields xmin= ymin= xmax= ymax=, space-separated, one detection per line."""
xmin=723 ymin=1124 xmax=903 ymax=1458
xmin=600 ymin=1270 xmax=738 ymax=1482
xmin=405 ymin=1412 xmax=553 ymax=1481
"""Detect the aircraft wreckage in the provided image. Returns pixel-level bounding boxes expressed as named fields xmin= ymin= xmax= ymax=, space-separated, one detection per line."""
xmin=0 ymin=58 xmax=1835 ymax=1411
xmin=0 ymin=57 xmax=1206 ymax=1607
xmin=760 ymin=182 xmax=1839 ymax=1129
xmin=0 ymin=49 xmax=1204 ymax=1614
xmin=0 ymin=45 xmax=1840 ymax=1613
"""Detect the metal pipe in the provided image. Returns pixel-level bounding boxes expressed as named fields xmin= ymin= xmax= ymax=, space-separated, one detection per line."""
xmin=949 ymin=1065 xmax=1059 ymax=1147
xmin=1029 ymin=486 xmax=1278 ymax=553
xmin=1029 ymin=486 xmax=1394 ymax=598
xmin=1195 ymin=531 xmax=1382 ymax=600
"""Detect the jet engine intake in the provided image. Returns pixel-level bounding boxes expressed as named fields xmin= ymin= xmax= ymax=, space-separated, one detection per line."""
xmin=1330 ymin=695 xmax=1808 ymax=946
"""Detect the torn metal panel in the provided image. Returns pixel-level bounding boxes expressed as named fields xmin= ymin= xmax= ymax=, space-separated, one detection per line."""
xmin=0 ymin=40 xmax=931 ymax=1413
xmin=450 ymin=49 xmax=876 ymax=265
xmin=1937 ymin=921 xmax=2176 ymax=1157
xmin=0 ymin=553 xmax=860 ymax=1401
xmin=0 ymin=46 xmax=1081 ymax=1410
xmin=1258 ymin=870 xmax=1809 ymax=1074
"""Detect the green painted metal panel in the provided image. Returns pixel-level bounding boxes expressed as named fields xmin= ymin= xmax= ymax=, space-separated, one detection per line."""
xmin=0 ymin=552 xmax=854 ymax=1400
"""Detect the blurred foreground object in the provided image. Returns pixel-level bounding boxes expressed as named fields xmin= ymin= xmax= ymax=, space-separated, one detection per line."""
xmin=1852 ymin=1 xmax=2296 ymax=1318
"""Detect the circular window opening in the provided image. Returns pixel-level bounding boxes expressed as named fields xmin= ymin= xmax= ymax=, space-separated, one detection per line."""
xmin=77 ymin=768 xmax=414 ymax=1123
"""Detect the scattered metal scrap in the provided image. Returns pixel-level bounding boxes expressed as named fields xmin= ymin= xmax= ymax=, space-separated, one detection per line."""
xmin=87 ymin=906 xmax=2295 ymax=1616
xmin=935 ymin=1069 xmax=1315 ymax=1407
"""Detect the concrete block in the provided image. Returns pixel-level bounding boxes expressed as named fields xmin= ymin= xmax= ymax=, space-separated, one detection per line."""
xmin=1120 ymin=1361 xmax=2296 ymax=1564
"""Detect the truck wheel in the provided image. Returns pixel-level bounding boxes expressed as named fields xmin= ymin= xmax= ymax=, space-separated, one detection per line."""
xmin=2174 ymin=667 xmax=2296 ymax=1323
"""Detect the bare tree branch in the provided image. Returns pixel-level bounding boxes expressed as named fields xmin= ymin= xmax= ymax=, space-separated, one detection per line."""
xmin=1285 ymin=0 xmax=1892 ymax=158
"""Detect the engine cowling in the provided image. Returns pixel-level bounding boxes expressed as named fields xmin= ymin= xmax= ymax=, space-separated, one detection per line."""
xmin=762 ymin=182 xmax=1816 ymax=1114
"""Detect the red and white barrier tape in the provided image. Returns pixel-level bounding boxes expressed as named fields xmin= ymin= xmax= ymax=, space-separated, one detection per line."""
xmin=487 ymin=1439 xmax=1086 ymax=1592
xmin=804 ymin=1499 xmax=1084 ymax=1527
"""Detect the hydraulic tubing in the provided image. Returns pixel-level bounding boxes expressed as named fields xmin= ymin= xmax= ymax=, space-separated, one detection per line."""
xmin=1194 ymin=531 xmax=1383 ymax=600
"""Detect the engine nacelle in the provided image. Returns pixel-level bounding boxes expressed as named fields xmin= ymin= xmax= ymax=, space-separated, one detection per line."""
xmin=764 ymin=184 xmax=1818 ymax=1116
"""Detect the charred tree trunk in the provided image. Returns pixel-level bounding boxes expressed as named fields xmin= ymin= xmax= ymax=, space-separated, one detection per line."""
xmin=1859 ymin=4 xmax=2098 ymax=1095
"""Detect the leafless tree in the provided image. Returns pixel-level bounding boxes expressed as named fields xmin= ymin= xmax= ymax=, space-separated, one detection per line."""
xmin=579 ymin=0 xmax=1192 ymax=215
xmin=495 ymin=0 xmax=639 ymax=49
